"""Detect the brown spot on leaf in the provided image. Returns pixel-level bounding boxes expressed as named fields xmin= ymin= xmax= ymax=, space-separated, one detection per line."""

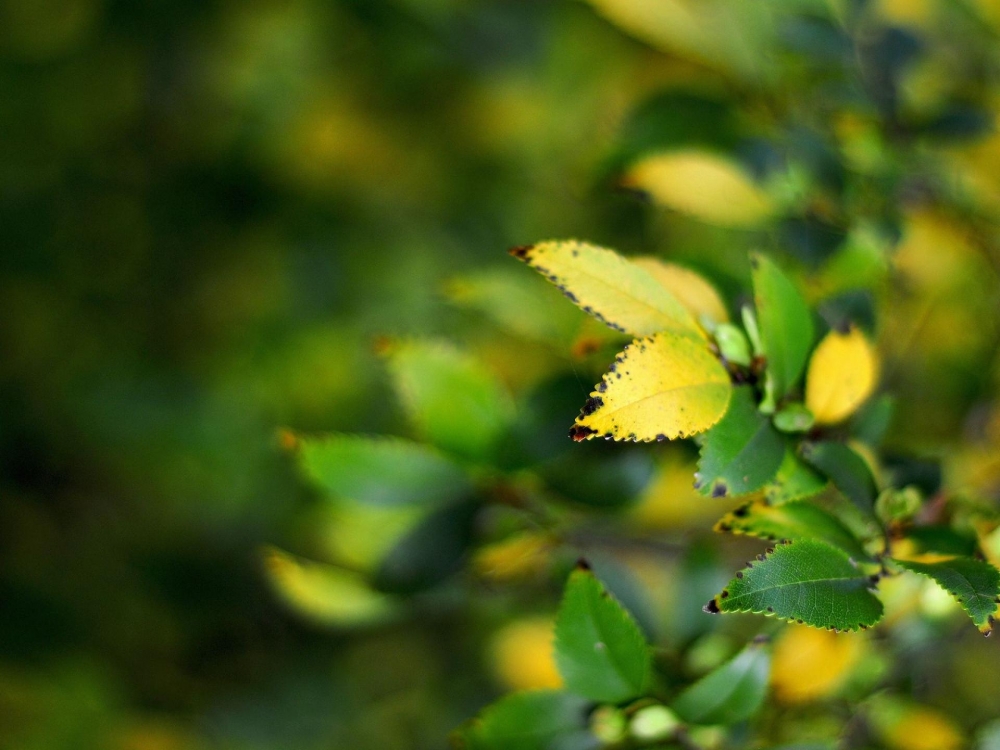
xmin=704 ymin=599 xmax=721 ymax=614
xmin=569 ymin=425 xmax=598 ymax=442
xmin=509 ymin=245 xmax=533 ymax=259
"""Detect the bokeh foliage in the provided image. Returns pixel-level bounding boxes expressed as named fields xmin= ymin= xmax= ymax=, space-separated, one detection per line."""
xmin=4 ymin=0 xmax=1000 ymax=748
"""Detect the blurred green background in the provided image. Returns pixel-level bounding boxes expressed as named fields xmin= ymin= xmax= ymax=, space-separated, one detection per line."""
xmin=4 ymin=0 xmax=1000 ymax=748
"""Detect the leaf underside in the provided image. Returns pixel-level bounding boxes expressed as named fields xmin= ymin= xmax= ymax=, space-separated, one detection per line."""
xmin=800 ymin=441 xmax=877 ymax=515
xmin=715 ymin=498 xmax=871 ymax=562
xmin=707 ymin=540 xmax=883 ymax=632
xmin=571 ymin=333 xmax=732 ymax=442
xmin=671 ymin=641 xmax=770 ymax=726
xmin=894 ymin=557 xmax=1000 ymax=634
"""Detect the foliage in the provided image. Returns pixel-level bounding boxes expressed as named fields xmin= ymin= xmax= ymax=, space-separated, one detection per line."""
xmin=7 ymin=0 xmax=1000 ymax=749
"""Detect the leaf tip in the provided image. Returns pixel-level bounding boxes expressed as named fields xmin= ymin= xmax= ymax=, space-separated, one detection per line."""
xmin=569 ymin=424 xmax=598 ymax=442
xmin=704 ymin=598 xmax=721 ymax=614
xmin=509 ymin=244 xmax=534 ymax=260
xmin=574 ymin=558 xmax=593 ymax=573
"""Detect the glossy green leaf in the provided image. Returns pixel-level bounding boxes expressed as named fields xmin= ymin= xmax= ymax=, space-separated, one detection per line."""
xmin=894 ymin=557 xmax=1000 ymax=634
xmin=715 ymin=499 xmax=871 ymax=562
xmin=671 ymin=640 xmax=770 ymax=725
xmin=706 ymin=540 xmax=883 ymax=631
xmin=461 ymin=690 xmax=590 ymax=750
xmin=751 ymin=253 xmax=814 ymax=400
xmin=697 ymin=386 xmax=784 ymax=498
xmin=554 ymin=566 xmax=652 ymax=703
xmin=800 ymin=441 xmax=877 ymax=514
xmin=765 ymin=449 xmax=828 ymax=505
xmin=297 ymin=434 xmax=471 ymax=506
xmin=386 ymin=341 xmax=515 ymax=462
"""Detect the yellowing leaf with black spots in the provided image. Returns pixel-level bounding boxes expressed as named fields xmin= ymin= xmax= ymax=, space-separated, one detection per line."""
xmin=570 ymin=333 xmax=731 ymax=442
xmin=263 ymin=547 xmax=396 ymax=628
xmin=510 ymin=241 xmax=701 ymax=338
xmin=489 ymin=617 xmax=563 ymax=691
xmin=632 ymin=257 xmax=730 ymax=326
xmin=806 ymin=328 xmax=879 ymax=425
xmin=706 ymin=540 xmax=883 ymax=631
xmin=771 ymin=625 xmax=868 ymax=704
xmin=623 ymin=151 xmax=774 ymax=228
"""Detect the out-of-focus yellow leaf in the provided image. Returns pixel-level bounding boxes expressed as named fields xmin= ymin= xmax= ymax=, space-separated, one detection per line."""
xmin=473 ymin=533 xmax=554 ymax=582
xmin=868 ymin=695 xmax=964 ymax=750
xmin=874 ymin=0 xmax=935 ymax=28
xmin=893 ymin=211 xmax=977 ymax=291
xmin=771 ymin=625 xmax=867 ymax=704
xmin=570 ymin=333 xmax=731 ymax=442
xmin=263 ymin=546 xmax=396 ymax=628
xmin=623 ymin=151 xmax=774 ymax=228
xmin=629 ymin=453 xmax=740 ymax=529
xmin=632 ymin=257 xmax=729 ymax=326
xmin=584 ymin=0 xmax=772 ymax=80
xmin=805 ymin=328 xmax=879 ymax=425
xmin=489 ymin=617 xmax=562 ymax=691
xmin=510 ymin=241 xmax=702 ymax=338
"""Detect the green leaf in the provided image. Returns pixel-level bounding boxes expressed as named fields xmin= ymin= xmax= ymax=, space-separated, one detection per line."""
xmin=510 ymin=240 xmax=702 ymax=337
xmin=893 ymin=557 xmax=1000 ymax=634
xmin=671 ymin=640 xmax=770 ymax=725
xmin=263 ymin=547 xmax=397 ymax=628
xmin=706 ymin=540 xmax=883 ymax=632
xmin=799 ymin=441 xmax=877 ymax=514
xmin=446 ymin=268 xmax=584 ymax=346
xmin=461 ymin=690 xmax=590 ymax=750
xmin=374 ymin=500 xmax=479 ymax=594
xmin=764 ymin=449 xmax=828 ymax=505
xmin=297 ymin=434 xmax=472 ymax=506
xmin=386 ymin=341 xmax=515 ymax=462
xmin=751 ymin=253 xmax=814 ymax=400
xmin=696 ymin=386 xmax=784 ymax=498
xmin=554 ymin=566 xmax=653 ymax=703
xmin=715 ymin=499 xmax=871 ymax=562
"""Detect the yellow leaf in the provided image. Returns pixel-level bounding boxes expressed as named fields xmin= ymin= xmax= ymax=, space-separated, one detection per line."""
xmin=771 ymin=625 xmax=867 ymax=704
xmin=869 ymin=695 xmax=964 ymax=750
xmin=583 ymin=0 xmax=772 ymax=80
xmin=623 ymin=151 xmax=774 ymax=228
xmin=489 ymin=617 xmax=563 ymax=691
xmin=805 ymin=328 xmax=879 ymax=425
xmin=473 ymin=533 xmax=554 ymax=582
xmin=630 ymin=453 xmax=741 ymax=529
xmin=511 ymin=241 xmax=702 ymax=338
xmin=570 ymin=333 xmax=731 ymax=442
xmin=263 ymin=546 xmax=396 ymax=628
xmin=632 ymin=257 xmax=729 ymax=326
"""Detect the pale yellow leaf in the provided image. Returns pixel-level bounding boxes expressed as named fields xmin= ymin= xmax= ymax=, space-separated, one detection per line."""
xmin=489 ymin=617 xmax=563 ymax=691
xmin=263 ymin=546 xmax=396 ymax=628
xmin=805 ymin=328 xmax=879 ymax=425
xmin=623 ymin=151 xmax=774 ymax=228
xmin=473 ymin=532 xmax=554 ymax=582
xmin=584 ymin=0 xmax=772 ymax=80
xmin=771 ymin=625 xmax=867 ymax=704
xmin=511 ymin=241 xmax=702 ymax=337
xmin=869 ymin=695 xmax=964 ymax=750
xmin=570 ymin=333 xmax=731 ymax=442
xmin=632 ymin=257 xmax=729 ymax=326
